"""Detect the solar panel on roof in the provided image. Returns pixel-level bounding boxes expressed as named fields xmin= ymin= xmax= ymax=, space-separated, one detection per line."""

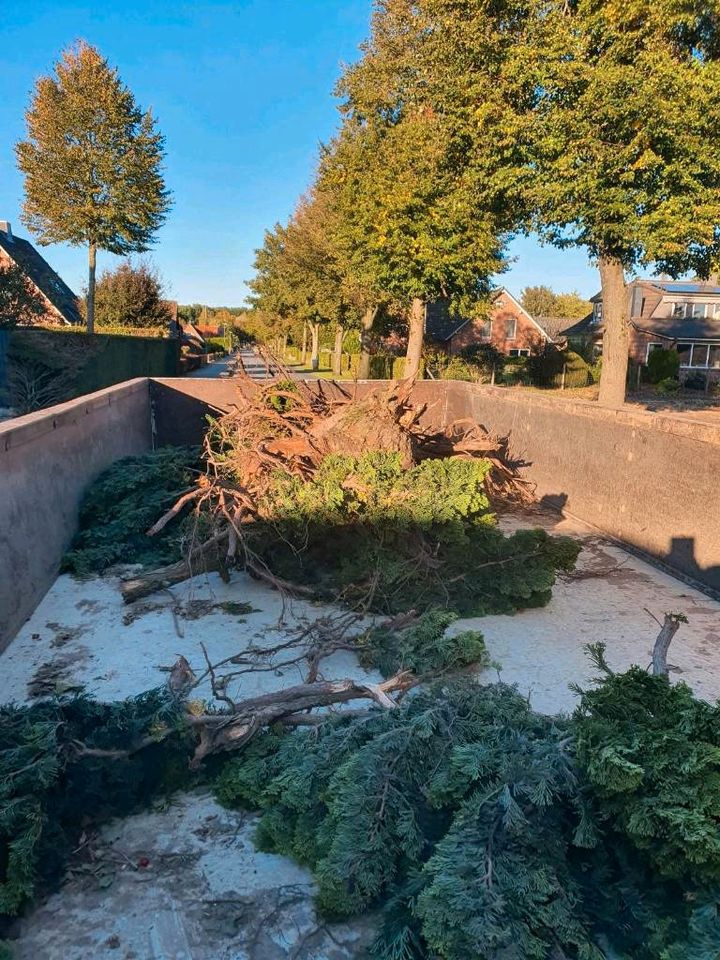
xmin=657 ymin=282 xmax=720 ymax=294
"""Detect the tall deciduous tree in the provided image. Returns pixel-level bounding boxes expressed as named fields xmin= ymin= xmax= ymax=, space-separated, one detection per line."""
xmin=248 ymin=191 xmax=360 ymax=371
xmin=521 ymin=286 xmax=561 ymax=318
xmin=521 ymin=286 xmax=591 ymax=320
xmin=16 ymin=42 xmax=171 ymax=334
xmin=327 ymin=0 xmax=518 ymax=378
xmin=522 ymin=0 xmax=720 ymax=405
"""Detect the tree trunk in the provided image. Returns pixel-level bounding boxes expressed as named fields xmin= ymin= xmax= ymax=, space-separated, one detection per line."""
xmin=332 ymin=324 xmax=344 ymax=377
xmin=358 ymin=306 xmax=378 ymax=379
xmin=86 ymin=242 xmax=97 ymax=334
xmin=598 ymin=255 xmax=629 ymax=407
xmin=301 ymin=320 xmax=308 ymax=365
xmin=310 ymin=322 xmax=320 ymax=372
xmin=404 ymin=297 xmax=425 ymax=379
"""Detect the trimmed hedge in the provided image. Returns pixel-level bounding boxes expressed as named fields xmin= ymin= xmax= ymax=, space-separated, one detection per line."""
xmin=6 ymin=327 xmax=180 ymax=412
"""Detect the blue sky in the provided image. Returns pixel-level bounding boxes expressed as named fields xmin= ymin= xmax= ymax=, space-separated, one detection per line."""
xmin=1 ymin=0 xmax=600 ymax=306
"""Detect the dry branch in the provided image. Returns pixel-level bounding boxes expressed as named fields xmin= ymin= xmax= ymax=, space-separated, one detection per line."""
xmin=186 ymin=670 xmax=416 ymax=767
xmin=651 ymin=612 xmax=688 ymax=676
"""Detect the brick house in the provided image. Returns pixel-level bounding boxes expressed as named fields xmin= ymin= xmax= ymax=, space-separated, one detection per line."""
xmin=0 ymin=221 xmax=81 ymax=326
xmin=565 ymin=278 xmax=720 ymax=382
xmin=425 ymin=288 xmax=552 ymax=356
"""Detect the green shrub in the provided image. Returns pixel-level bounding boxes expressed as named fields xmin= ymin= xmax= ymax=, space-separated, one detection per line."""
xmin=343 ymin=330 xmax=362 ymax=355
xmin=438 ymin=357 xmax=481 ymax=382
xmin=458 ymin=342 xmax=505 ymax=373
xmin=500 ymin=356 xmax=532 ymax=385
xmin=647 ymin=348 xmax=680 ymax=384
xmin=684 ymin=372 xmax=707 ymax=391
xmin=656 ymin=376 xmax=680 ymax=394
xmin=204 ymin=336 xmax=228 ymax=353
xmin=527 ymin=348 xmax=591 ymax=388
xmin=363 ymin=354 xmax=427 ymax=379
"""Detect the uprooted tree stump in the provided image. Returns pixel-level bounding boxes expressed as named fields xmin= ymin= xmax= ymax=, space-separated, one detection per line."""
xmin=121 ymin=372 xmax=535 ymax=605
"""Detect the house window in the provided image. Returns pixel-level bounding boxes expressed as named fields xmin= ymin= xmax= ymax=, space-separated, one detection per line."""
xmin=672 ymin=302 xmax=686 ymax=319
xmin=671 ymin=342 xmax=718 ymax=368
xmin=646 ymin=342 xmax=664 ymax=361
xmin=631 ymin=286 xmax=644 ymax=316
xmin=592 ymin=303 xmax=603 ymax=324
xmin=480 ymin=318 xmax=492 ymax=338
xmin=688 ymin=302 xmax=707 ymax=319
xmin=676 ymin=343 xmax=693 ymax=366
xmin=506 ymin=317 xmax=517 ymax=339
xmin=692 ymin=344 xmax=710 ymax=367
xmin=509 ymin=348 xmax=530 ymax=357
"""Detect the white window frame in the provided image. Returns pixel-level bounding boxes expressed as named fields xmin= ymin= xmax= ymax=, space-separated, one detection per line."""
xmin=592 ymin=303 xmax=603 ymax=324
xmin=691 ymin=344 xmax=711 ymax=368
xmin=508 ymin=348 xmax=530 ymax=357
xmin=646 ymin=341 xmax=717 ymax=368
xmin=687 ymin=302 xmax=708 ymax=320
xmin=481 ymin=318 xmax=493 ymax=339
xmin=678 ymin=343 xmax=711 ymax=368
xmin=506 ymin=317 xmax=517 ymax=340
xmin=671 ymin=302 xmax=686 ymax=319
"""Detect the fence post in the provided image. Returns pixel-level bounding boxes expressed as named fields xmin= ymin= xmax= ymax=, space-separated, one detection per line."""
xmin=561 ymin=364 xmax=567 ymax=390
xmin=637 ymin=365 xmax=642 ymax=392
xmin=490 ymin=364 xmax=496 ymax=386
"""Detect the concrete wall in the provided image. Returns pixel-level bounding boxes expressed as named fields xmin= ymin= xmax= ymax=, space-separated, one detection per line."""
xmin=438 ymin=383 xmax=720 ymax=593
xmin=0 ymin=378 xmax=152 ymax=649
xmin=2 ymin=374 xmax=718 ymax=650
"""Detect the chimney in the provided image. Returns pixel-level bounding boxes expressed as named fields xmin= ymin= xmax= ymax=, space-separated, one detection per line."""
xmin=0 ymin=221 xmax=12 ymax=241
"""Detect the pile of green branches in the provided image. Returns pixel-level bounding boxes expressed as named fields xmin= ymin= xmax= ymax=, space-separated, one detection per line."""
xmin=216 ymin=653 xmax=720 ymax=960
xmin=0 ymin=689 xmax=195 ymax=920
xmin=246 ymin=451 xmax=580 ymax=615
xmin=3 ymin=632 xmax=720 ymax=959
xmin=358 ymin=609 xmax=490 ymax=678
xmin=62 ymin=446 xmax=200 ymax=576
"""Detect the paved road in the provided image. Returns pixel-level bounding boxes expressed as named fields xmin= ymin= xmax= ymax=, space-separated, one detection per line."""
xmin=185 ymin=349 xmax=324 ymax=382
xmin=237 ymin=349 xmax=276 ymax=380
xmin=185 ymin=354 xmax=238 ymax=379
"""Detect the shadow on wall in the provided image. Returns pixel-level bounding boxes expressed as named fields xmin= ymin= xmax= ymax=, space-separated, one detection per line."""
xmin=669 ymin=537 xmax=720 ymax=596
xmin=535 ymin=494 xmax=720 ymax=599
xmin=151 ymin=380 xmax=233 ymax=447
xmin=537 ymin=493 xmax=569 ymax=514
